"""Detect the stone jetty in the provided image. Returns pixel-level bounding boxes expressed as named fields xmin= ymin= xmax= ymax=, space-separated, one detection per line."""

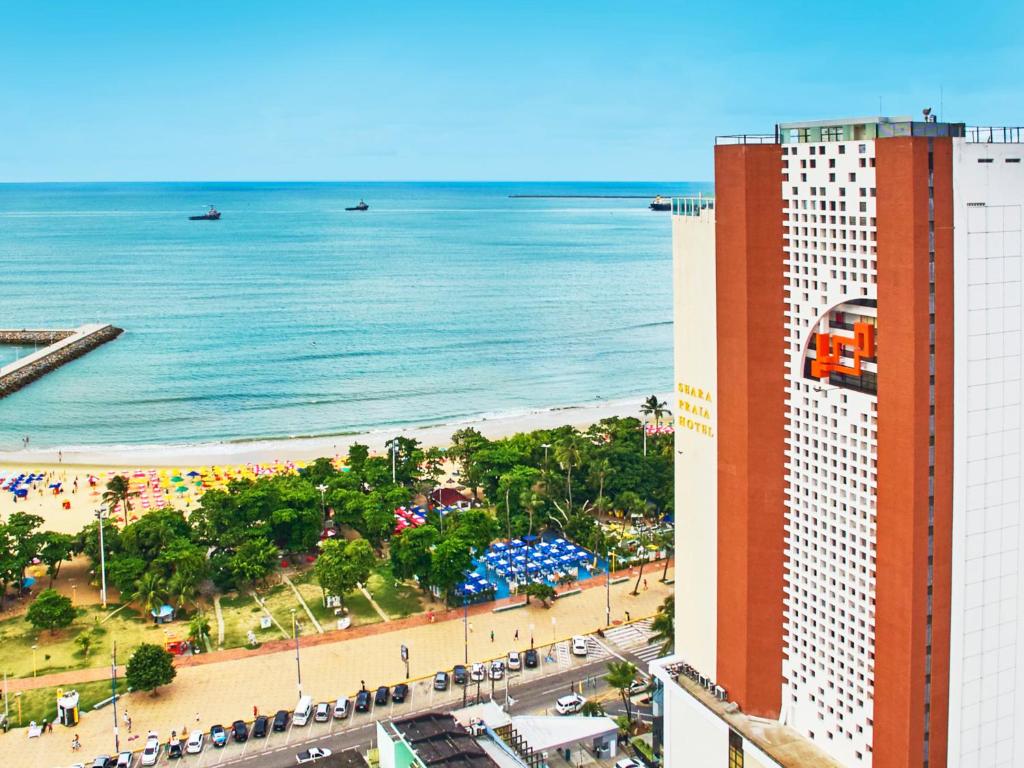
xmin=0 ymin=324 xmax=123 ymax=398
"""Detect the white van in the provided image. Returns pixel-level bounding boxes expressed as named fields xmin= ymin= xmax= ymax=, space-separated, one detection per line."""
xmin=293 ymin=695 xmax=314 ymax=726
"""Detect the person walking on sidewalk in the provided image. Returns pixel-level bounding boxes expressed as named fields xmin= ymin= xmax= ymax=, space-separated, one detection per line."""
xmin=490 ymin=630 xmax=495 ymax=642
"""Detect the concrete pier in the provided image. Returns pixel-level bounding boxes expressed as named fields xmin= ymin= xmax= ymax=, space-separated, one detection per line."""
xmin=0 ymin=324 xmax=123 ymax=398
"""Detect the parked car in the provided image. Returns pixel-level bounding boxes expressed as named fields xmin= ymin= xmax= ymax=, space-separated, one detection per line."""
xmin=252 ymin=715 xmax=269 ymax=738
xmin=453 ymin=664 xmax=468 ymax=685
xmin=167 ymin=738 xmax=183 ymax=760
xmin=433 ymin=671 xmax=450 ymax=691
xmin=524 ymin=649 xmax=539 ymax=668
xmin=91 ymin=757 xmax=115 ymax=768
xmin=314 ymin=702 xmax=331 ymax=723
xmin=333 ymin=698 xmax=350 ymax=719
xmin=296 ymin=747 xmax=333 ymax=764
xmin=571 ymin=636 xmax=588 ymax=657
xmin=140 ymin=734 xmax=160 ymax=767
xmin=374 ymin=686 xmax=390 ymax=706
xmin=355 ymin=690 xmax=372 ymax=712
xmin=628 ymin=678 xmax=650 ymax=696
xmin=392 ymin=684 xmax=409 ymax=703
xmin=210 ymin=724 xmax=228 ymax=748
xmin=555 ymin=693 xmax=586 ymax=715
xmin=614 ymin=759 xmax=642 ymax=768
xmin=507 ymin=651 xmax=521 ymax=670
xmin=489 ymin=661 xmax=505 ymax=680
xmin=470 ymin=662 xmax=486 ymax=682
xmin=231 ymin=720 xmax=249 ymax=742
xmin=116 ymin=752 xmax=134 ymax=768
xmin=185 ymin=731 xmax=204 ymax=754
xmin=273 ymin=710 xmax=290 ymax=732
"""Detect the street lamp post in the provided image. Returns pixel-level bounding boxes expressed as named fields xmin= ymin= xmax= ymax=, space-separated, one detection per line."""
xmin=110 ymin=642 xmax=120 ymax=754
xmin=462 ymin=596 xmax=469 ymax=708
xmin=95 ymin=509 xmax=108 ymax=609
xmin=31 ymin=645 xmax=37 ymax=678
xmin=291 ymin=610 xmax=303 ymax=698
xmin=606 ymin=548 xmax=612 ymax=628
xmin=391 ymin=439 xmax=398 ymax=484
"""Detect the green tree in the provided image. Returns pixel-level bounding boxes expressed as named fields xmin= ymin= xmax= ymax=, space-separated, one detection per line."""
xmin=343 ymin=539 xmax=376 ymax=586
xmin=447 ymin=509 xmax=499 ymax=554
xmin=25 ymin=588 xmax=76 ymax=634
xmin=657 ymin=529 xmax=674 ymax=582
xmin=135 ymin=571 xmax=169 ymax=613
xmin=315 ymin=539 xmax=351 ymax=606
xmin=188 ymin=611 xmax=211 ymax=646
xmin=498 ymin=466 xmax=540 ymax=540
xmin=604 ymin=660 xmax=639 ymax=723
xmin=125 ymin=643 xmax=176 ymax=695
xmin=75 ymin=631 xmax=95 ymax=660
xmin=649 ymin=595 xmax=674 ymax=656
xmin=347 ymin=443 xmax=370 ymax=477
xmin=390 ymin=525 xmax=440 ymax=589
xmin=102 ymin=475 xmax=140 ymax=526
xmin=553 ymin=433 xmax=584 ymax=511
xmin=38 ymin=532 xmax=76 ymax=587
xmin=228 ymin=539 xmax=279 ymax=586
xmin=430 ymin=535 xmax=474 ymax=605
xmin=449 ymin=428 xmax=489 ymax=499
xmin=107 ymin=555 xmax=147 ymax=597
xmin=523 ymin=582 xmax=556 ymax=607
xmin=640 ymin=395 xmax=670 ymax=428
xmin=580 ymin=699 xmax=605 ymax=717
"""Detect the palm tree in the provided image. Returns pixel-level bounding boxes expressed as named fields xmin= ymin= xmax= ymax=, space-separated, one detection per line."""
xmin=553 ymin=434 xmax=583 ymax=512
xmin=589 ymin=458 xmax=611 ymax=513
xmin=168 ymin=572 xmax=196 ymax=610
xmin=657 ymin=529 xmax=674 ymax=582
xmin=649 ymin=595 xmax=674 ymax=656
xmin=102 ymin=475 xmax=140 ymax=526
xmin=135 ymin=571 xmax=168 ymax=613
xmin=520 ymin=490 xmax=544 ymax=537
xmin=605 ymin=660 xmax=638 ymax=723
xmin=640 ymin=395 xmax=670 ymax=428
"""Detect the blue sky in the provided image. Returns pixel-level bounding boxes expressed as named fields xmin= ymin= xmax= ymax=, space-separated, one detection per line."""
xmin=1 ymin=1 xmax=1020 ymax=181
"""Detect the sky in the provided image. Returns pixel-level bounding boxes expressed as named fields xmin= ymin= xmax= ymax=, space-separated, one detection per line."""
xmin=1 ymin=1 xmax=1021 ymax=182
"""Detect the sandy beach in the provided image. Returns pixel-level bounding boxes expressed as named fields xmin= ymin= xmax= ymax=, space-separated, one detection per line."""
xmin=0 ymin=394 xmax=660 ymax=533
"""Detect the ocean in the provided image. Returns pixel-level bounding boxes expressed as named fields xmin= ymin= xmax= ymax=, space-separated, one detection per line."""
xmin=0 ymin=182 xmax=705 ymax=451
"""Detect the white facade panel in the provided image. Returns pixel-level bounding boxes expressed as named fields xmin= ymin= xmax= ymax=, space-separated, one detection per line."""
xmin=672 ymin=209 xmax=719 ymax=675
xmin=949 ymin=140 xmax=1024 ymax=768
xmin=653 ymin=662 xmax=731 ymax=768
xmin=779 ymin=139 xmax=878 ymax=768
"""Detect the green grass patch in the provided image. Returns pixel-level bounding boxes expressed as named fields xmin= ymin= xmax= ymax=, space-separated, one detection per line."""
xmin=6 ymin=679 xmax=129 ymax=730
xmin=365 ymin=563 xmax=424 ymax=619
xmin=217 ymin=592 xmax=284 ymax=648
xmin=0 ymin=605 xmax=168 ymax=680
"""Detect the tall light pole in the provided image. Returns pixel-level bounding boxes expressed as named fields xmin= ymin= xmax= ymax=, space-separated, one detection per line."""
xmin=642 ymin=419 xmax=648 ymax=457
xmin=462 ymin=594 xmax=469 ymax=708
xmin=31 ymin=645 xmax=37 ymax=678
xmin=291 ymin=610 xmax=303 ymax=698
xmin=110 ymin=642 xmax=120 ymax=754
xmin=95 ymin=509 xmax=108 ymax=609
xmin=391 ymin=439 xmax=398 ymax=484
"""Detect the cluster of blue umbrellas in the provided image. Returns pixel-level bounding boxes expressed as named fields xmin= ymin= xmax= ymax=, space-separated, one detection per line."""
xmin=454 ymin=571 xmax=496 ymax=598
xmin=2 ymin=472 xmax=44 ymax=498
xmin=482 ymin=537 xmax=595 ymax=584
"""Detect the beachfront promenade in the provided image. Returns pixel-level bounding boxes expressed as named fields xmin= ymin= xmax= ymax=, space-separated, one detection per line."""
xmin=0 ymin=572 xmax=672 ymax=766
xmin=0 ymin=325 xmax=123 ymax=398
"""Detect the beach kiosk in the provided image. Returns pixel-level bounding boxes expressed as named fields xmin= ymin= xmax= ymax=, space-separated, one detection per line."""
xmin=57 ymin=689 xmax=80 ymax=727
xmin=151 ymin=604 xmax=175 ymax=624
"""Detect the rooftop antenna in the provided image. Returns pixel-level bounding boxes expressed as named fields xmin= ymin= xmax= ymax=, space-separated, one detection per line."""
xmin=940 ymin=85 xmax=944 ymax=122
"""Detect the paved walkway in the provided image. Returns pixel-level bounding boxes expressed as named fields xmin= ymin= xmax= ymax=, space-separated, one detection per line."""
xmin=1 ymin=568 xmax=672 ymax=767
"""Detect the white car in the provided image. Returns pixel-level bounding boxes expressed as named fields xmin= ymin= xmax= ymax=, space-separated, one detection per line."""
xmin=571 ymin=636 xmax=588 ymax=657
xmin=489 ymin=661 xmax=505 ymax=680
xmin=507 ymin=651 xmax=521 ymax=670
xmin=140 ymin=734 xmax=160 ymax=767
xmin=116 ymin=752 xmax=134 ymax=768
xmin=470 ymin=662 xmax=486 ymax=682
xmin=333 ymin=698 xmax=350 ymax=719
xmin=555 ymin=692 xmax=586 ymax=715
xmin=614 ymin=759 xmax=642 ymax=768
xmin=185 ymin=730 xmax=204 ymax=754
xmin=314 ymin=702 xmax=331 ymax=723
xmin=628 ymin=678 xmax=649 ymax=696
xmin=296 ymin=747 xmax=333 ymax=764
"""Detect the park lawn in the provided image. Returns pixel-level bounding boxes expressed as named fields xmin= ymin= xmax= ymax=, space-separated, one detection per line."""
xmin=217 ymin=593 xmax=281 ymax=649
xmin=259 ymin=583 xmax=303 ymax=636
xmin=293 ymin=577 xmax=381 ymax=630
xmin=365 ymin=563 xmax=424 ymax=619
xmin=0 ymin=604 xmax=166 ymax=680
xmin=7 ymin=678 xmax=129 ymax=730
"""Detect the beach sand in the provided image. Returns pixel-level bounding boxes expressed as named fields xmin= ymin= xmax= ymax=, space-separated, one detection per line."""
xmin=0 ymin=394 xmax=659 ymax=533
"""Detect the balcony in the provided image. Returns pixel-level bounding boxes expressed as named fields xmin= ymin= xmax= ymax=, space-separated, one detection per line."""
xmin=671 ymin=194 xmax=715 ymax=219
xmin=966 ymin=126 xmax=1024 ymax=143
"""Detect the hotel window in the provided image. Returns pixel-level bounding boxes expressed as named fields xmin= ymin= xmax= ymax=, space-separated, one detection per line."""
xmin=729 ymin=731 xmax=744 ymax=768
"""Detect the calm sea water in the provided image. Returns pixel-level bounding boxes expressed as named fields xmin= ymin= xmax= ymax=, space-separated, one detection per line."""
xmin=0 ymin=182 xmax=704 ymax=450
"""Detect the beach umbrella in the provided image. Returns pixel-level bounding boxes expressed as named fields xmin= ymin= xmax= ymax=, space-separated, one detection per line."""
xmin=186 ymin=470 xmax=201 ymax=477
xmin=171 ymin=475 xmax=183 ymax=483
xmin=175 ymin=485 xmax=189 ymax=493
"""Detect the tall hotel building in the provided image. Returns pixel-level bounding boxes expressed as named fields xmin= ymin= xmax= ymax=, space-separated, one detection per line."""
xmin=651 ymin=118 xmax=1024 ymax=768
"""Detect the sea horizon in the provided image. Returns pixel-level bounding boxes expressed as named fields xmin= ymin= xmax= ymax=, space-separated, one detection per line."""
xmin=0 ymin=181 xmax=704 ymax=451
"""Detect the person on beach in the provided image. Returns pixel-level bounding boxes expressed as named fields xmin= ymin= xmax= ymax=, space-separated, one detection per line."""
xmin=71 ymin=734 xmax=80 ymax=751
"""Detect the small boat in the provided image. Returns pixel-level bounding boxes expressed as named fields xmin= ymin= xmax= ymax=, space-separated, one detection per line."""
xmin=649 ymin=195 xmax=671 ymax=211
xmin=189 ymin=205 xmax=221 ymax=220
xmin=345 ymin=200 xmax=369 ymax=211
